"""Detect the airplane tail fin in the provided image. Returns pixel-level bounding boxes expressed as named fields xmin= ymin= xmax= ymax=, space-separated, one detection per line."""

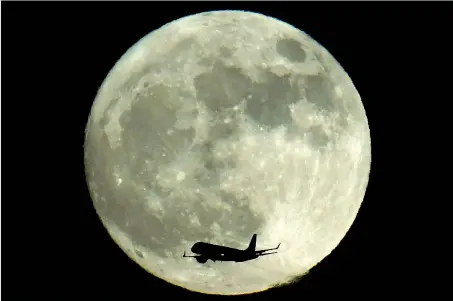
xmin=246 ymin=234 xmax=257 ymax=251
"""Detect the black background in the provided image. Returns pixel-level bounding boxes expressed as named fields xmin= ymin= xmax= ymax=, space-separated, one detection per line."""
xmin=2 ymin=1 xmax=447 ymax=299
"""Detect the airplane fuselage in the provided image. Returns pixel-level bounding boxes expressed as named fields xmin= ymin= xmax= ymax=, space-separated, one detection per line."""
xmin=191 ymin=242 xmax=259 ymax=262
xmin=183 ymin=234 xmax=280 ymax=263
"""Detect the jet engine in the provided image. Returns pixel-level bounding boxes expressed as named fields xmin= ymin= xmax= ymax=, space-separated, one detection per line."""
xmin=196 ymin=256 xmax=208 ymax=263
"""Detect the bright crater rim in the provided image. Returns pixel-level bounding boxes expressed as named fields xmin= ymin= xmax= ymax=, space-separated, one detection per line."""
xmin=84 ymin=10 xmax=371 ymax=295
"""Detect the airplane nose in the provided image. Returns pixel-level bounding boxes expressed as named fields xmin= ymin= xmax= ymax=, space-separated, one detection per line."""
xmin=191 ymin=242 xmax=201 ymax=253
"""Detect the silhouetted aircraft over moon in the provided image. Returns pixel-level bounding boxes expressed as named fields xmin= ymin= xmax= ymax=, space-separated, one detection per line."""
xmin=183 ymin=234 xmax=281 ymax=263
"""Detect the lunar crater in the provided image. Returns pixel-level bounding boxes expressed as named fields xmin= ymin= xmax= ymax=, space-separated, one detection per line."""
xmin=194 ymin=62 xmax=251 ymax=111
xmin=276 ymin=38 xmax=307 ymax=62
xmin=303 ymin=74 xmax=337 ymax=112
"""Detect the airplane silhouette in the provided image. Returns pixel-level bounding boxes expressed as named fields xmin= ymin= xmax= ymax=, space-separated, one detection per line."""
xmin=183 ymin=233 xmax=281 ymax=263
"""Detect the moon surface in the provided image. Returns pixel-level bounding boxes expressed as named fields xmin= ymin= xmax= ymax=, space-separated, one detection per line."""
xmin=84 ymin=10 xmax=371 ymax=295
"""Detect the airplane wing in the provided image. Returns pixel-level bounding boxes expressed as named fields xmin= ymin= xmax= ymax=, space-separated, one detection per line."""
xmin=256 ymin=243 xmax=281 ymax=254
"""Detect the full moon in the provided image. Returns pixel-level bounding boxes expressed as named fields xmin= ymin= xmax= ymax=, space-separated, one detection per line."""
xmin=84 ymin=10 xmax=371 ymax=295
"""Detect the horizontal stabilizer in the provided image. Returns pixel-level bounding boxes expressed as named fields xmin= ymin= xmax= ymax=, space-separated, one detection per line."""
xmin=259 ymin=251 xmax=278 ymax=256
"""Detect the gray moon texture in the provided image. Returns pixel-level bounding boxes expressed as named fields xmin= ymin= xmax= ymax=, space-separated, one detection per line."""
xmin=84 ymin=10 xmax=371 ymax=295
